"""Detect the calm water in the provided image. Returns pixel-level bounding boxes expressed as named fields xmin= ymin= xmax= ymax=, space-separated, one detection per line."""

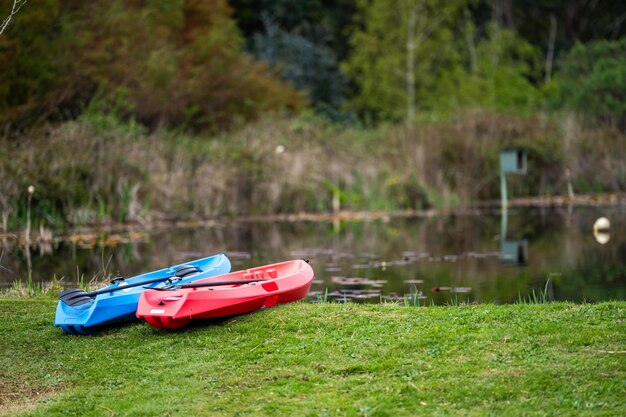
xmin=1 ymin=207 xmax=625 ymax=304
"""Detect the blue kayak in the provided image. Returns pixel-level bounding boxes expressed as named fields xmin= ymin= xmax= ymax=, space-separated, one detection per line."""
xmin=54 ymin=253 xmax=231 ymax=334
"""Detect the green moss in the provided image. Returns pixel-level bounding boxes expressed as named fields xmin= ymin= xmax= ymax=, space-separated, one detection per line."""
xmin=1 ymin=300 xmax=624 ymax=416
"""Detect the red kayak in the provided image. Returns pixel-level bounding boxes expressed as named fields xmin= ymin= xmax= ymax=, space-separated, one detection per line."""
xmin=136 ymin=259 xmax=314 ymax=329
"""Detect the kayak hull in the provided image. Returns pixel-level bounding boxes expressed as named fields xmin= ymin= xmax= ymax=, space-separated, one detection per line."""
xmin=137 ymin=259 xmax=314 ymax=329
xmin=54 ymin=254 xmax=231 ymax=334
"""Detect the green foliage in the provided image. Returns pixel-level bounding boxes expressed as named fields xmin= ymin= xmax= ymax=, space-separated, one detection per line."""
xmin=0 ymin=0 xmax=61 ymax=123
xmin=229 ymin=0 xmax=357 ymax=119
xmin=447 ymin=26 xmax=543 ymax=115
xmin=385 ymin=175 xmax=432 ymax=210
xmin=343 ymin=1 xmax=548 ymax=121
xmin=0 ymin=0 xmax=305 ymax=131
xmin=343 ymin=0 xmax=466 ymax=122
xmin=1 ymin=1 xmax=625 ymax=226
xmin=517 ymin=279 xmax=552 ymax=305
xmin=2 ymin=0 xmax=625 ymax=128
xmin=557 ymin=38 xmax=626 ymax=128
xmin=231 ymin=0 xmax=357 ymax=62
xmin=252 ymin=18 xmax=348 ymax=120
xmin=1 ymin=113 xmax=624 ymax=228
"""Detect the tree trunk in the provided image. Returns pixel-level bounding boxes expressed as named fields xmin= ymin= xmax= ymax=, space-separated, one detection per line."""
xmin=544 ymin=14 xmax=557 ymax=84
xmin=406 ymin=3 xmax=417 ymax=125
xmin=464 ymin=10 xmax=477 ymax=74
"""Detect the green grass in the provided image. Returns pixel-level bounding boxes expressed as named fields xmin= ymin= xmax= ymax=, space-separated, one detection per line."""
xmin=1 ymin=300 xmax=625 ymax=416
xmin=518 ymin=279 xmax=552 ymax=305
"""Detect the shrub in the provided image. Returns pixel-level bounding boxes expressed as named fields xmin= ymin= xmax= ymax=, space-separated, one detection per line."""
xmin=557 ymin=39 xmax=626 ymax=129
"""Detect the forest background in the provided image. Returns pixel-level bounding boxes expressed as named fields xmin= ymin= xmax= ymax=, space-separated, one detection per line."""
xmin=0 ymin=0 xmax=624 ymax=230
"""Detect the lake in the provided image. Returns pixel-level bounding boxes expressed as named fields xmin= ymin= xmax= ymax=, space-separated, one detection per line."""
xmin=1 ymin=206 xmax=624 ymax=304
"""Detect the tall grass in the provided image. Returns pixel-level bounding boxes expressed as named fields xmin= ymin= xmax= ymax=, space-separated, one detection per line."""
xmin=5 ymin=276 xmax=63 ymax=298
xmin=518 ymin=279 xmax=552 ymax=305
xmin=403 ymin=285 xmax=421 ymax=307
xmin=1 ymin=111 xmax=624 ymax=229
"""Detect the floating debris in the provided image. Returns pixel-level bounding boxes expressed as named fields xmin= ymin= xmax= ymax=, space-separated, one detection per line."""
xmin=350 ymin=293 xmax=382 ymax=300
xmin=331 ymin=276 xmax=387 ymax=287
xmin=326 ymin=289 xmax=383 ymax=300
xmin=404 ymin=279 xmax=424 ymax=284
xmin=333 ymin=252 xmax=356 ymax=259
xmin=307 ymin=290 xmax=325 ymax=297
xmin=62 ymin=231 xmax=147 ymax=249
xmin=68 ymin=233 xmax=98 ymax=243
xmin=127 ymin=232 xmax=144 ymax=240
xmin=290 ymin=248 xmax=335 ymax=257
xmin=381 ymin=295 xmax=404 ymax=302
xmin=431 ymin=286 xmax=472 ymax=293
xmin=380 ymin=292 xmax=426 ymax=303
xmin=321 ymin=288 xmax=383 ymax=301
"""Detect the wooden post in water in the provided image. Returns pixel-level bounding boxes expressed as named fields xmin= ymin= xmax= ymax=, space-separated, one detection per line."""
xmin=499 ymin=149 xmax=527 ymax=210
xmin=499 ymin=150 xmax=528 ymax=265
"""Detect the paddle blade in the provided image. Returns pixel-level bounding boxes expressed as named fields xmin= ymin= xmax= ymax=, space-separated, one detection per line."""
xmin=173 ymin=265 xmax=200 ymax=278
xmin=58 ymin=288 xmax=95 ymax=307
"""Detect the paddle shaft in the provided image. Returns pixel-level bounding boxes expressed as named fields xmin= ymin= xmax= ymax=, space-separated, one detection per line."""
xmin=59 ymin=265 xmax=203 ymax=306
xmin=88 ymin=274 xmax=177 ymax=296
xmin=176 ymin=278 xmax=266 ymax=289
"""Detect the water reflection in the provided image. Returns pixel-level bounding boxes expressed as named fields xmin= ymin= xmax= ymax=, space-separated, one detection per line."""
xmin=500 ymin=209 xmax=528 ymax=265
xmin=0 ymin=207 xmax=624 ymax=304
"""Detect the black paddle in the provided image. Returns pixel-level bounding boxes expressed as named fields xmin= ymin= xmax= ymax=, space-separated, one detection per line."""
xmin=58 ymin=265 xmax=201 ymax=307
xmin=151 ymin=278 xmax=266 ymax=291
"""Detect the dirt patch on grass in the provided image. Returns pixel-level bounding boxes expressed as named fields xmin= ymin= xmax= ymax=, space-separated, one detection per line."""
xmin=0 ymin=377 xmax=62 ymax=416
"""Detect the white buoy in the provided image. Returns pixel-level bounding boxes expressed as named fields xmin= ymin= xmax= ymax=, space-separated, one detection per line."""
xmin=593 ymin=217 xmax=610 ymax=244
xmin=593 ymin=217 xmax=610 ymax=232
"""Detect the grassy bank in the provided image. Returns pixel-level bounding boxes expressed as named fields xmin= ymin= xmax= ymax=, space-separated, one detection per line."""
xmin=2 ymin=111 xmax=625 ymax=231
xmin=1 ymin=300 xmax=624 ymax=416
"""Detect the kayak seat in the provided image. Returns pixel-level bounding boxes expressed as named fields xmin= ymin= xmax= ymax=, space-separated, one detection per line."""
xmin=243 ymin=269 xmax=278 ymax=280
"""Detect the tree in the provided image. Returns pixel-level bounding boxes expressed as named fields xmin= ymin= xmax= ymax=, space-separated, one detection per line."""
xmin=451 ymin=23 xmax=543 ymax=114
xmin=557 ymin=38 xmax=626 ymax=128
xmin=230 ymin=0 xmax=357 ymax=119
xmin=343 ymin=0 xmax=466 ymax=123
xmin=0 ymin=0 xmax=26 ymax=35
xmin=0 ymin=0 xmax=306 ymax=131
xmin=251 ymin=15 xmax=347 ymax=118
xmin=343 ymin=0 xmax=550 ymax=122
